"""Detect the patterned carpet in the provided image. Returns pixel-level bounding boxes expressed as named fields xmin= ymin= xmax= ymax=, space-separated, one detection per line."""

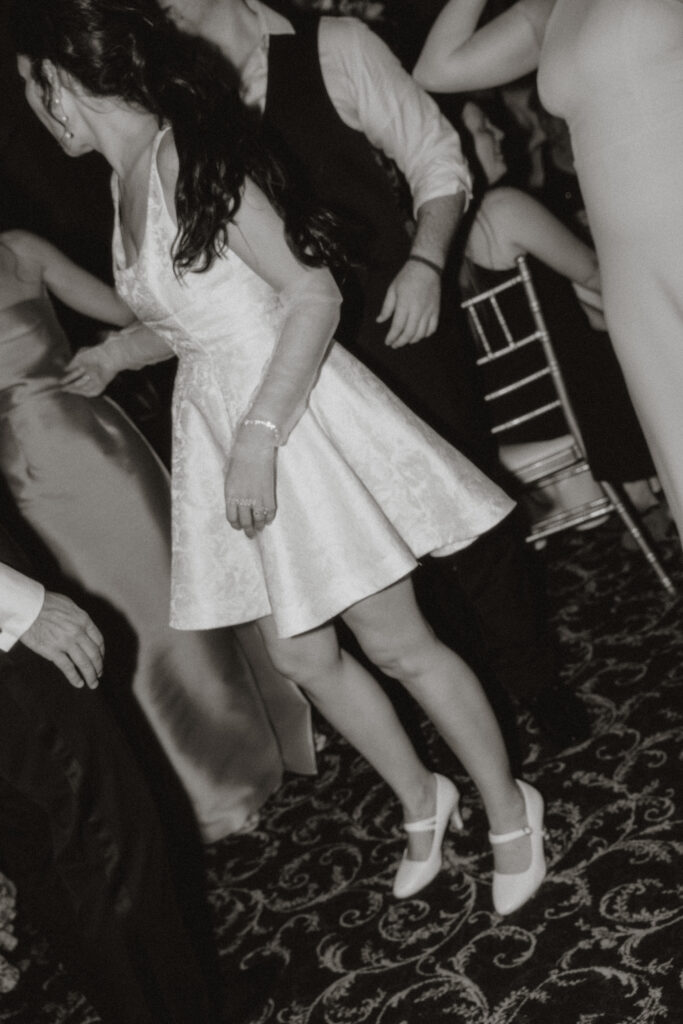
xmin=1 ymin=517 xmax=683 ymax=1023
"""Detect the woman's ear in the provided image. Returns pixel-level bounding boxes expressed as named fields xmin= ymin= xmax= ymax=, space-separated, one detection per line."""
xmin=42 ymin=58 xmax=66 ymax=101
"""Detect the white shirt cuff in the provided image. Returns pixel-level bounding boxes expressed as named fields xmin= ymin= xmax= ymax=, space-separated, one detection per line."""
xmin=0 ymin=565 xmax=45 ymax=652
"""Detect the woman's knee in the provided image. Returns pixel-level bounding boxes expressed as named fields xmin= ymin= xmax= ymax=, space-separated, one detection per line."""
xmin=262 ymin=631 xmax=343 ymax=695
xmin=359 ymin=623 xmax=442 ymax=683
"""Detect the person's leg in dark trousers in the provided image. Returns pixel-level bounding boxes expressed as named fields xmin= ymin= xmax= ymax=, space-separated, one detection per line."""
xmin=416 ymin=508 xmax=590 ymax=753
xmin=0 ymin=644 xmax=215 ymax=1024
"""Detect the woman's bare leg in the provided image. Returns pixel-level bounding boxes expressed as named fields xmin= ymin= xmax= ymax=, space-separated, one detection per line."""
xmin=342 ymin=576 xmax=531 ymax=875
xmin=256 ymin=616 xmax=439 ymax=860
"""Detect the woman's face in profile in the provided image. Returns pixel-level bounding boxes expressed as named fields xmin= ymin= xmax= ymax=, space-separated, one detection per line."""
xmin=462 ymin=102 xmax=508 ymax=186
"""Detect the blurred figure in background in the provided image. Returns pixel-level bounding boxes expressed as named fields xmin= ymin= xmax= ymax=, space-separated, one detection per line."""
xmin=415 ymin=0 xmax=683 ymax=546
xmin=0 ymin=523 xmax=217 ymax=1024
xmin=0 ymin=228 xmax=316 ymax=842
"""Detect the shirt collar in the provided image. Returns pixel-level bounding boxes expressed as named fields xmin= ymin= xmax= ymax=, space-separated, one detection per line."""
xmin=244 ymin=0 xmax=295 ymax=38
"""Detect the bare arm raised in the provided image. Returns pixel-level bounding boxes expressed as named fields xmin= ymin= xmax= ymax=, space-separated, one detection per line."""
xmin=413 ymin=0 xmax=553 ymax=93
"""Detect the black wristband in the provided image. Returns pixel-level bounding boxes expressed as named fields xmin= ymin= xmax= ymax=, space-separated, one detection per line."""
xmin=407 ymin=253 xmax=444 ymax=277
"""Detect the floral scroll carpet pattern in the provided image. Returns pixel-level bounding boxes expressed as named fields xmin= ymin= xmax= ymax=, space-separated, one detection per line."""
xmin=1 ymin=518 xmax=682 ymax=1023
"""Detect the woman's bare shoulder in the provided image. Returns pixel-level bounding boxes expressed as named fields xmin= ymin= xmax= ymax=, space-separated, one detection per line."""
xmin=0 ymin=230 xmax=46 ymax=282
xmin=480 ymin=186 xmax=539 ymax=221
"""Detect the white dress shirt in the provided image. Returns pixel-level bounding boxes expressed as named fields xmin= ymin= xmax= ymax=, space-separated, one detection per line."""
xmin=0 ymin=564 xmax=44 ymax=652
xmin=241 ymin=0 xmax=471 ymax=216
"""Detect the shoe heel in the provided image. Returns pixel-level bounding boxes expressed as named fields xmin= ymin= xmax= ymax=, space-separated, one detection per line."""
xmin=450 ymin=805 xmax=464 ymax=832
xmin=392 ymin=773 xmax=460 ymax=899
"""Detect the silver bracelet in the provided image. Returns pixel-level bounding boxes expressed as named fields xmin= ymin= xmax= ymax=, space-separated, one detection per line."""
xmin=242 ymin=418 xmax=282 ymax=445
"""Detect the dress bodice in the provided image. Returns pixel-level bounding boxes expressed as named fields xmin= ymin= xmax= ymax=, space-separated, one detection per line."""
xmin=112 ymin=129 xmax=288 ymax=430
xmin=0 ymin=296 xmax=72 ymax=417
xmin=538 ymin=0 xmax=683 ymax=170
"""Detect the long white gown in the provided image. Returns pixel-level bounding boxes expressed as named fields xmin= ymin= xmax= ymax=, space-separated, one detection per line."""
xmin=112 ymin=130 xmax=514 ymax=639
xmin=536 ymin=0 xmax=683 ymax=537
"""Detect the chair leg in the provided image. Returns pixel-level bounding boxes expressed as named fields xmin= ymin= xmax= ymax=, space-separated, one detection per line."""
xmin=601 ymin=481 xmax=677 ymax=597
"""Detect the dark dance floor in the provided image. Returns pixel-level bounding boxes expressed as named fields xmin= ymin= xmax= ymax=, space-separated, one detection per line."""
xmin=1 ymin=516 xmax=682 ymax=1023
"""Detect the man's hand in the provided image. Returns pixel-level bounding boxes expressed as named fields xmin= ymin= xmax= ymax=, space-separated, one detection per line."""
xmin=20 ymin=593 xmax=105 ymax=690
xmin=376 ymin=258 xmax=441 ymax=348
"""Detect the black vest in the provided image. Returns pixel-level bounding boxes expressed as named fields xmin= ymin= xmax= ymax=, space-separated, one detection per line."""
xmin=262 ymin=17 xmax=411 ymax=271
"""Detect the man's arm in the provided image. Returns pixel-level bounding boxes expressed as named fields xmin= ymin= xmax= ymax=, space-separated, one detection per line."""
xmin=0 ymin=564 xmax=104 ymax=689
xmin=0 ymin=563 xmax=44 ymax=652
xmin=321 ymin=18 xmax=471 ymax=346
xmin=377 ymin=192 xmax=466 ymax=347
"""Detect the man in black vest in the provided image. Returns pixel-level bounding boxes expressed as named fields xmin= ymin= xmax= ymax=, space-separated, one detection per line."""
xmin=0 ymin=521 xmax=218 ymax=1023
xmin=100 ymin=0 xmax=590 ymax=751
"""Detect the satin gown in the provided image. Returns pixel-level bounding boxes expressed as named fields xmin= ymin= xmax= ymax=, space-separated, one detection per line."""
xmin=537 ymin=0 xmax=683 ymax=535
xmin=112 ymin=131 xmax=514 ymax=639
xmin=0 ymin=294 xmax=316 ymax=841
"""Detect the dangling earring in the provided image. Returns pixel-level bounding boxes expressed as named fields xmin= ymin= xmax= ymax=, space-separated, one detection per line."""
xmin=51 ymin=94 xmax=74 ymax=141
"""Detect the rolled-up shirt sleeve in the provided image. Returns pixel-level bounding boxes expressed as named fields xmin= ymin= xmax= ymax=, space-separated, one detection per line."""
xmin=319 ymin=17 xmax=472 ymax=217
xmin=0 ymin=564 xmax=44 ymax=651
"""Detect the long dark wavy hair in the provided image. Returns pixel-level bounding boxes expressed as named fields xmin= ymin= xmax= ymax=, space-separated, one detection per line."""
xmin=10 ymin=0 xmax=350 ymax=274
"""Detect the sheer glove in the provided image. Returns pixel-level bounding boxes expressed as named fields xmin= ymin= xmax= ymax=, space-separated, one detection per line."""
xmin=61 ymin=322 xmax=173 ymax=396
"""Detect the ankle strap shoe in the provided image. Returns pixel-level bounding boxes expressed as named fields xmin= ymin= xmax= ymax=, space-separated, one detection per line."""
xmin=489 ymin=779 xmax=546 ymax=915
xmin=392 ymin=773 xmax=462 ymax=899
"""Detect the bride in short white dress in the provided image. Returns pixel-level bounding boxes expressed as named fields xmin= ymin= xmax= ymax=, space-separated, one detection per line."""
xmin=112 ymin=129 xmax=513 ymax=638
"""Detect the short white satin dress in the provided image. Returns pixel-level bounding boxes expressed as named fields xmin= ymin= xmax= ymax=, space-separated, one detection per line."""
xmin=112 ymin=131 xmax=515 ymax=640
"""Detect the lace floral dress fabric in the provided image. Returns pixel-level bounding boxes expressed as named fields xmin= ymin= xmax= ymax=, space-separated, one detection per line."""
xmin=112 ymin=130 xmax=514 ymax=638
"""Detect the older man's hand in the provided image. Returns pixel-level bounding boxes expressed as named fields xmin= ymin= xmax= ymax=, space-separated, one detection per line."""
xmin=20 ymin=592 xmax=105 ymax=689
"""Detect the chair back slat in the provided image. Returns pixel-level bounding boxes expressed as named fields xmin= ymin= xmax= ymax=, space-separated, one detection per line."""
xmin=485 ymin=367 xmax=552 ymax=402
xmin=476 ymin=333 xmax=538 ymax=365
xmin=467 ymin=304 xmax=492 ymax=357
xmin=490 ymin=401 xmax=563 ymax=435
xmin=489 ymin=295 xmax=515 ymax=347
